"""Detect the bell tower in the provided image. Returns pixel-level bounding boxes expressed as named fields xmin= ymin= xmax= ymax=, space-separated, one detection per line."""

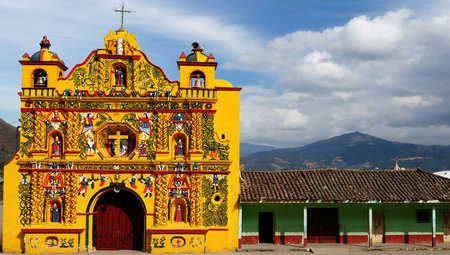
xmin=19 ymin=36 xmax=68 ymax=89
xmin=177 ymin=42 xmax=217 ymax=89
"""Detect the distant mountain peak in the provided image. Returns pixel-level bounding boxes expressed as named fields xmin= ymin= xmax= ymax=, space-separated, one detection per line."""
xmin=241 ymin=132 xmax=450 ymax=172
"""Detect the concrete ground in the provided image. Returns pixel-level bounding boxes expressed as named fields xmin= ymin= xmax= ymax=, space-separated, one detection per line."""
xmin=1 ymin=241 xmax=450 ymax=254
xmin=239 ymin=243 xmax=450 ymax=254
xmin=79 ymin=243 xmax=450 ymax=254
xmin=77 ymin=243 xmax=450 ymax=255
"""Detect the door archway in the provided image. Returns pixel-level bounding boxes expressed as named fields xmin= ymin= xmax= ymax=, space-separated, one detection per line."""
xmin=94 ymin=188 xmax=144 ymax=250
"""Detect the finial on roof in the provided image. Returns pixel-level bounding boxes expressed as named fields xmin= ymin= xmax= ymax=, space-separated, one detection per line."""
xmin=40 ymin=36 xmax=51 ymax=49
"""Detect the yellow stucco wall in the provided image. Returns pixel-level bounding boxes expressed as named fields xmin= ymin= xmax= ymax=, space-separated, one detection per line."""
xmin=3 ymin=29 xmax=240 ymax=253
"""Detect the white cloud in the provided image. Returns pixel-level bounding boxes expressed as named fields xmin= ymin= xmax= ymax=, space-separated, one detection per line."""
xmin=233 ymin=8 xmax=450 ymax=147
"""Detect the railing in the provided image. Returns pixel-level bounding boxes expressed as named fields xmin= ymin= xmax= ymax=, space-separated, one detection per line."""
xmin=179 ymin=88 xmax=216 ymax=99
xmin=21 ymin=87 xmax=217 ymax=100
xmin=21 ymin=88 xmax=56 ymax=97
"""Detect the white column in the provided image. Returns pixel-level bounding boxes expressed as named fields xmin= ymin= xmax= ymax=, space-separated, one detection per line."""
xmin=303 ymin=206 xmax=307 ymax=248
xmin=432 ymin=206 xmax=436 ymax=247
xmin=368 ymin=206 xmax=373 ymax=247
xmin=238 ymin=203 xmax=243 ymax=248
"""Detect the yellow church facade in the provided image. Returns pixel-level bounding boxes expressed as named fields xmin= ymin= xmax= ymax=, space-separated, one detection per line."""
xmin=3 ymin=29 xmax=240 ymax=253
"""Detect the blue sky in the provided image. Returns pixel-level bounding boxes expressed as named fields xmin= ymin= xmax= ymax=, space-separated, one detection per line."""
xmin=2 ymin=0 xmax=450 ymax=147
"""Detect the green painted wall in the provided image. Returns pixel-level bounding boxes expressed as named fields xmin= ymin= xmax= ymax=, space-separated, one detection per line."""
xmin=241 ymin=203 xmax=450 ymax=237
xmin=242 ymin=203 xmax=302 ymax=236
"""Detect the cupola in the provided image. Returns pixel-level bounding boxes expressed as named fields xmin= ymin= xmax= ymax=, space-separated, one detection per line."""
xmin=177 ymin=42 xmax=218 ymax=89
xmin=19 ymin=36 xmax=68 ymax=89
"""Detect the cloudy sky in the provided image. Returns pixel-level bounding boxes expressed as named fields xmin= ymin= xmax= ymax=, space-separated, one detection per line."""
xmin=2 ymin=0 xmax=450 ymax=148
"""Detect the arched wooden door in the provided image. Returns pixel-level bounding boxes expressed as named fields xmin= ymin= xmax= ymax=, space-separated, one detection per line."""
xmin=95 ymin=189 xmax=144 ymax=250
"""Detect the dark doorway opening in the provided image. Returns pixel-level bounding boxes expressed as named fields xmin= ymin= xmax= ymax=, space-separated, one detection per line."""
xmin=307 ymin=208 xmax=339 ymax=243
xmin=259 ymin=212 xmax=274 ymax=243
xmin=94 ymin=189 xmax=144 ymax=250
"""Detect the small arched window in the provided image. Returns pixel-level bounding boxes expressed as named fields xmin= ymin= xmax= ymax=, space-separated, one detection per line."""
xmin=33 ymin=69 xmax=47 ymax=87
xmin=190 ymin=71 xmax=205 ymax=88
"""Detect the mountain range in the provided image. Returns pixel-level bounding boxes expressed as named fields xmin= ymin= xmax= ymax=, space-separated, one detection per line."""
xmin=0 ymin=118 xmax=449 ymax=173
xmin=241 ymin=132 xmax=450 ymax=172
xmin=240 ymin=142 xmax=277 ymax=158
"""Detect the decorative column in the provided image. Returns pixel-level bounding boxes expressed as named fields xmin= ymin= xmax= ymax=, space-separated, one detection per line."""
xmin=33 ymin=112 xmax=46 ymax=150
xmin=155 ymin=113 xmax=169 ymax=160
xmin=66 ymin=112 xmax=81 ymax=151
xmin=189 ymin=174 xmax=202 ymax=226
xmin=368 ymin=206 xmax=373 ymax=248
xmin=303 ymin=206 xmax=307 ymax=248
xmin=189 ymin=112 xmax=203 ymax=160
xmin=30 ymin=172 xmax=45 ymax=223
xmin=64 ymin=172 xmax=77 ymax=223
xmin=154 ymin=173 xmax=168 ymax=224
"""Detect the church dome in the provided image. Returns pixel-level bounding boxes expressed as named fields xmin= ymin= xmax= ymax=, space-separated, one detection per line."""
xmin=29 ymin=36 xmax=61 ymax=62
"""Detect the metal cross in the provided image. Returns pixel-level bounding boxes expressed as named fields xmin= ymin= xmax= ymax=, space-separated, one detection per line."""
xmin=114 ymin=3 xmax=133 ymax=30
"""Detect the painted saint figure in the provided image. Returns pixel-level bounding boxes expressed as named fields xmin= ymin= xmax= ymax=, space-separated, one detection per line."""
xmin=51 ymin=112 xmax=61 ymax=122
xmin=81 ymin=113 xmax=97 ymax=138
xmin=210 ymin=174 xmax=222 ymax=190
xmin=139 ymin=141 xmax=147 ymax=157
xmin=51 ymin=136 xmax=61 ymax=156
xmin=120 ymin=144 xmax=128 ymax=156
xmin=87 ymin=137 xmax=95 ymax=156
xmin=78 ymin=175 xmax=92 ymax=197
xmin=175 ymin=139 xmax=184 ymax=156
xmin=141 ymin=175 xmax=154 ymax=197
xmin=175 ymin=163 xmax=183 ymax=178
xmin=123 ymin=174 xmax=138 ymax=189
xmin=136 ymin=113 xmax=153 ymax=140
xmin=50 ymin=203 xmax=59 ymax=223
xmin=98 ymin=174 xmax=109 ymax=187
xmin=115 ymin=68 xmax=124 ymax=86
xmin=175 ymin=204 xmax=183 ymax=222
xmin=175 ymin=181 xmax=182 ymax=198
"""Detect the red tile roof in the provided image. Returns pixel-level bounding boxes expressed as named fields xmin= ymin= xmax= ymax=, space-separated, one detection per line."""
xmin=240 ymin=169 xmax=450 ymax=203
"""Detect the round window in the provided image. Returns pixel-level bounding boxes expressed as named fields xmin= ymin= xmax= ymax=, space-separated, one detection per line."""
xmin=211 ymin=193 xmax=223 ymax=204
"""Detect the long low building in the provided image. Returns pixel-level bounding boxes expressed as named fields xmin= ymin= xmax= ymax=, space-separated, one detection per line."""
xmin=239 ymin=168 xmax=450 ymax=247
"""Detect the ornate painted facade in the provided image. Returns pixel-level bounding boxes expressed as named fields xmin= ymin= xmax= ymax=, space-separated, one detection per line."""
xmin=3 ymin=29 xmax=241 ymax=253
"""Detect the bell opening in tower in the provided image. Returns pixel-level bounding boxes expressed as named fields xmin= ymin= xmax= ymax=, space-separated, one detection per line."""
xmin=34 ymin=69 xmax=48 ymax=87
xmin=190 ymin=70 xmax=205 ymax=89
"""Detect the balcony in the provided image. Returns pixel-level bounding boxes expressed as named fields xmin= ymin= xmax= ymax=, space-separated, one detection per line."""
xmin=21 ymin=88 xmax=55 ymax=97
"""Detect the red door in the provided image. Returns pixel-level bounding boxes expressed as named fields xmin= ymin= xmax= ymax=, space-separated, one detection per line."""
xmin=307 ymin=208 xmax=339 ymax=243
xmin=96 ymin=190 xmax=143 ymax=250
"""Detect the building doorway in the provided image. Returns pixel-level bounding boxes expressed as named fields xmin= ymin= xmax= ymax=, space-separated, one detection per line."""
xmin=373 ymin=212 xmax=384 ymax=243
xmin=444 ymin=211 xmax=450 ymax=243
xmin=259 ymin=212 xmax=274 ymax=243
xmin=94 ymin=189 xmax=144 ymax=250
xmin=307 ymin=208 xmax=339 ymax=243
